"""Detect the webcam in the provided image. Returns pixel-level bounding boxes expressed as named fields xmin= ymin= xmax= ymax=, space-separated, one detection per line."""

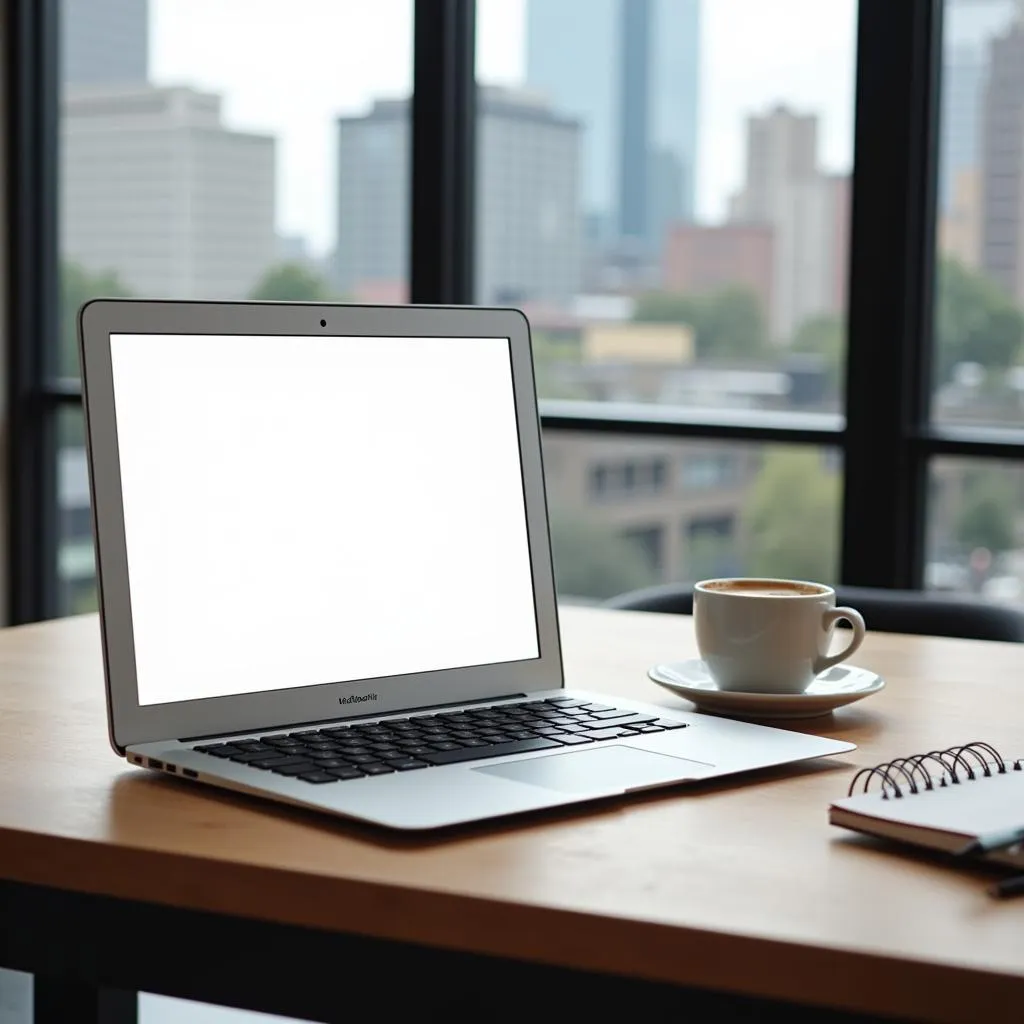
xmin=319 ymin=319 xmax=327 ymax=327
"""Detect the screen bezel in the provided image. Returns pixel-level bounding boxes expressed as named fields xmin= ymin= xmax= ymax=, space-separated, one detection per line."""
xmin=79 ymin=299 xmax=563 ymax=753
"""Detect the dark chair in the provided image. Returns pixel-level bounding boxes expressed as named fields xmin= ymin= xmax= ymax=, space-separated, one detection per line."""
xmin=603 ymin=581 xmax=1024 ymax=643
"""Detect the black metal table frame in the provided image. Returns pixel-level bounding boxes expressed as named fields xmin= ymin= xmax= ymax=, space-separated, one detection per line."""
xmin=0 ymin=879 xmax=892 ymax=1024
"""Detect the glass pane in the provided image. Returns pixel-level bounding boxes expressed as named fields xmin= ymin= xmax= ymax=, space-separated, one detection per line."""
xmin=543 ymin=434 xmax=841 ymax=601
xmin=934 ymin=0 xmax=1024 ymax=426
xmin=58 ymin=0 xmax=413 ymax=377
xmin=927 ymin=457 xmax=1024 ymax=602
xmin=58 ymin=407 xmax=96 ymax=616
xmin=476 ymin=0 xmax=857 ymax=413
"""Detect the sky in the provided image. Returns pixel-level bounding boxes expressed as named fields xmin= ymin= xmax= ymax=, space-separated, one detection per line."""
xmin=151 ymin=0 xmax=857 ymax=257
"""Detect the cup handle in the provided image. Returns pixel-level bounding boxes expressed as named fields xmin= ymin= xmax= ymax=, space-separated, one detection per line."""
xmin=813 ymin=606 xmax=866 ymax=675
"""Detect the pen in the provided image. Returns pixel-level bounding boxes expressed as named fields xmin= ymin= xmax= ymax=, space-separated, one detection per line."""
xmin=989 ymin=875 xmax=1024 ymax=899
xmin=957 ymin=826 xmax=1024 ymax=857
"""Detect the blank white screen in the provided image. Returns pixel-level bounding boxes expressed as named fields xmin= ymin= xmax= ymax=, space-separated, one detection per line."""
xmin=109 ymin=334 xmax=540 ymax=706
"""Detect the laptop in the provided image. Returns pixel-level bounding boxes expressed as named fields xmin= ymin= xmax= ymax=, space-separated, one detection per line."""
xmin=79 ymin=299 xmax=855 ymax=831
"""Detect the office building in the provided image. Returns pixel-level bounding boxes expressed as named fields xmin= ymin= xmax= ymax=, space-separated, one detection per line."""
xmin=61 ymin=86 xmax=276 ymax=300
xmin=729 ymin=106 xmax=849 ymax=342
xmin=62 ymin=0 xmax=149 ymax=86
xmin=940 ymin=0 xmax=1017 ymax=212
xmin=334 ymin=88 xmax=581 ymax=306
xmin=662 ymin=224 xmax=775 ymax=326
xmin=980 ymin=8 xmax=1024 ymax=304
xmin=525 ymin=0 xmax=700 ymax=255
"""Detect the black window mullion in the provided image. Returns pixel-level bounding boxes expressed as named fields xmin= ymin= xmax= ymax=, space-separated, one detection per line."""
xmin=409 ymin=0 xmax=476 ymax=304
xmin=840 ymin=0 xmax=943 ymax=589
xmin=5 ymin=0 xmax=61 ymax=624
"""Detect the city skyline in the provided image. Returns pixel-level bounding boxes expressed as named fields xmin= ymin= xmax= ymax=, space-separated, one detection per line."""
xmin=147 ymin=0 xmax=857 ymax=257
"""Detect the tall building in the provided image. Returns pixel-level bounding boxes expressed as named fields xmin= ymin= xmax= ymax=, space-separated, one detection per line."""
xmin=62 ymin=0 xmax=149 ymax=86
xmin=940 ymin=0 xmax=1017 ymax=213
xmin=61 ymin=86 xmax=276 ymax=299
xmin=333 ymin=88 xmax=581 ymax=306
xmin=980 ymin=9 xmax=1024 ymax=304
xmin=526 ymin=0 xmax=700 ymax=255
xmin=729 ymin=106 xmax=849 ymax=341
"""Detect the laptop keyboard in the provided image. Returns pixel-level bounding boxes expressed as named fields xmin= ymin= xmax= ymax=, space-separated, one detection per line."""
xmin=188 ymin=696 xmax=688 ymax=784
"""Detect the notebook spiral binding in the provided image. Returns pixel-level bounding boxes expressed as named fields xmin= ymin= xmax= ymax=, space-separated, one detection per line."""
xmin=847 ymin=742 xmax=1024 ymax=800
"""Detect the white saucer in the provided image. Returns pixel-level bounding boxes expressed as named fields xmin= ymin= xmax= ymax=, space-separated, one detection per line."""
xmin=648 ymin=660 xmax=885 ymax=719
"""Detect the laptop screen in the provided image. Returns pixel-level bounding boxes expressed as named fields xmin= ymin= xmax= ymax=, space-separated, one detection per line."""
xmin=109 ymin=333 xmax=541 ymax=707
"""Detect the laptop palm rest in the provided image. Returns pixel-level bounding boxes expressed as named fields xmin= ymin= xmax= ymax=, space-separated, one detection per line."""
xmin=473 ymin=745 xmax=714 ymax=793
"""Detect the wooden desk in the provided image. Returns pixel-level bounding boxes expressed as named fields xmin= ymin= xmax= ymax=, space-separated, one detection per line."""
xmin=1 ymin=608 xmax=1022 ymax=1024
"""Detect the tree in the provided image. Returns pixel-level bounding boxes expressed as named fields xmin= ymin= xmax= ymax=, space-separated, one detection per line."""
xmin=61 ymin=261 xmax=133 ymax=376
xmin=935 ymin=257 xmax=1024 ymax=383
xmin=955 ymin=465 xmax=1016 ymax=554
xmin=548 ymin=509 xmax=659 ymax=600
xmin=741 ymin=448 xmax=840 ymax=582
xmin=633 ymin=286 xmax=768 ymax=361
xmin=249 ymin=262 xmax=335 ymax=302
xmin=791 ymin=314 xmax=844 ymax=393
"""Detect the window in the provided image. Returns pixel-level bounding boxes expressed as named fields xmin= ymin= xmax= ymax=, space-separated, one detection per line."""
xmin=60 ymin=0 xmax=414 ymax=378
xmin=934 ymin=0 xmax=1024 ymax=428
xmin=476 ymin=0 xmax=856 ymax=415
xmin=18 ymin=1 xmax=1024 ymax=624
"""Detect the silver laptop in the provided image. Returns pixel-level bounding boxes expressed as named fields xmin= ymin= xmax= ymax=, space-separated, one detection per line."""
xmin=79 ymin=299 xmax=855 ymax=831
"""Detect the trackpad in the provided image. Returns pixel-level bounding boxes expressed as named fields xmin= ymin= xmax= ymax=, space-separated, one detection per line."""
xmin=473 ymin=744 xmax=713 ymax=793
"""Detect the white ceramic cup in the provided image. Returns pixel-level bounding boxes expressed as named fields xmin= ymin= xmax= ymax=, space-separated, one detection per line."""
xmin=693 ymin=577 xmax=867 ymax=694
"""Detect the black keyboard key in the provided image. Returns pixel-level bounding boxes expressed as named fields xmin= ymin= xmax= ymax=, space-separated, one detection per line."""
xmin=326 ymin=767 xmax=366 ymax=780
xmin=264 ymin=737 xmax=303 ymax=748
xmin=423 ymin=737 xmax=562 ymax=766
xmin=386 ymin=758 xmax=429 ymax=771
xmin=545 ymin=697 xmax=587 ymax=707
xmin=430 ymin=741 xmax=463 ymax=751
xmin=346 ymin=753 xmax=378 ymax=764
xmin=289 ymin=730 xmax=320 ymax=738
xmin=362 ymin=763 xmax=396 ymax=775
xmin=588 ymin=709 xmax=636 ymax=721
xmin=636 ymin=725 xmax=665 ymax=733
xmin=260 ymin=755 xmax=316 ymax=769
xmin=554 ymin=734 xmax=595 ymax=745
xmin=312 ymin=758 xmax=352 ymax=769
xmin=580 ymin=727 xmax=634 ymax=741
xmin=200 ymin=744 xmax=245 ymax=758
xmin=507 ymin=730 xmax=539 ymax=740
xmin=399 ymin=745 xmax=439 ymax=757
xmin=581 ymin=703 xmax=614 ymax=713
xmin=229 ymin=751 xmax=281 ymax=764
xmin=607 ymin=713 xmax=661 ymax=729
xmin=299 ymin=771 xmax=339 ymax=784
xmin=271 ymin=763 xmax=319 ymax=776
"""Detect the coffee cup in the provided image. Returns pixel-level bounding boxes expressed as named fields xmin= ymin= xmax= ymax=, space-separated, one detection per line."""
xmin=693 ymin=578 xmax=866 ymax=694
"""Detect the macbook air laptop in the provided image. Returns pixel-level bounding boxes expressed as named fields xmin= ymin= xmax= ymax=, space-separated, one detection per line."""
xmin=79 ymin=299 xmax=855 ymax=831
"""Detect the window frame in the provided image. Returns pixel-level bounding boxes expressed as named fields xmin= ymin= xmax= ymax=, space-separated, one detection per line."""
xmin=7 ymin=0 xmax=1023 ymax=623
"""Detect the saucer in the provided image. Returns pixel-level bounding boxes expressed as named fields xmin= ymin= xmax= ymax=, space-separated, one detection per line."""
xmin=647 ymin=660 xmax=885 ymax=719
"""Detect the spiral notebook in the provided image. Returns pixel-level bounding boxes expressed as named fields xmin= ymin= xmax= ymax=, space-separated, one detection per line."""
xmin=829 ymin=742 xmax=1024 ymax=870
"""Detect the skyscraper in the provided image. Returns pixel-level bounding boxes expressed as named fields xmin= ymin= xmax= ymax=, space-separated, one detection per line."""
xmin=333 ymin=88 xmax=581 ymax=306
xmin=526 ymin=0 xmax=700 ymax=255
xmin=940 ymin=0 xmax=1016 ymax=213
xmin=980 ymin=9 xmax=1024 ymax=304
xmin=62 ymin=0 xmax=149 ymax=86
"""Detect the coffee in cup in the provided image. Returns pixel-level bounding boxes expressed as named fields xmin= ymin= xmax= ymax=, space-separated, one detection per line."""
xmin=693 ymin=578 xmax=866 ymax=694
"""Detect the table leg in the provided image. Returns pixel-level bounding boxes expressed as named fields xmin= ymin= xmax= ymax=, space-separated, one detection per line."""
xmin=32 ymin=978 xmax=137 ymax=1024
